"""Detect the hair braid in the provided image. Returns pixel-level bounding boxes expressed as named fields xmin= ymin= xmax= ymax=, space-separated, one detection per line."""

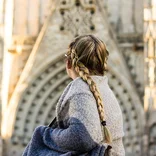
xmin=70 ymin=49 xmax=112 ymax=144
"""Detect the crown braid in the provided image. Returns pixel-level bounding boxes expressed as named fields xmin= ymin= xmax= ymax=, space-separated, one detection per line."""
xmin=70 ymin=49 xmax=112 ymax=144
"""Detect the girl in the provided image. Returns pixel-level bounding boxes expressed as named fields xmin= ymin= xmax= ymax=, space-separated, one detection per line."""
xmin=23 ymin=35 xmax=125 ymax=156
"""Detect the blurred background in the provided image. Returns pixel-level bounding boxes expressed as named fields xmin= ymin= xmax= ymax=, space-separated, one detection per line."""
xmin=0 ymin=0 xmax=156 ymax=155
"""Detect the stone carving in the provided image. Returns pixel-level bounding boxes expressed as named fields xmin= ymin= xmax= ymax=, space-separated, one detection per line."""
xmin=121 ymin=48 xmax=144 ymax=101
xmin=11 ymin=57 xmax=71 ymax=152
xmin=149 ymin=123 xmax=156 ymax=156
xmin=59 ymin=0 xmax=96 ymax=36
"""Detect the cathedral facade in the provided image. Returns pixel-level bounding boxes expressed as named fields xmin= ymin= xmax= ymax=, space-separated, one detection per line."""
xmin=0 ymin=0 xmax=155 ymax=156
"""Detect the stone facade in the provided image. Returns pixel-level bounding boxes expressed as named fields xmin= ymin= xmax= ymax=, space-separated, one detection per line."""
xmin=0 ymin=0 xmax=153 ymax=156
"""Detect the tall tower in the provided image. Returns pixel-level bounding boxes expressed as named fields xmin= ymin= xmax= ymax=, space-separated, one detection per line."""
xmin=144 ymin=0 xmax=156 ymax=155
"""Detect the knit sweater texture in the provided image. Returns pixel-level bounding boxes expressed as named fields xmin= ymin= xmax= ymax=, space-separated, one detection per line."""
xmin=22 ymin=76 xmax=125 ymax=156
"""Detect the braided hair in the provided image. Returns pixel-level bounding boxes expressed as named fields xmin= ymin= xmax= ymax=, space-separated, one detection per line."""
xmin=67 ymin=35 xmax=112 ymax=144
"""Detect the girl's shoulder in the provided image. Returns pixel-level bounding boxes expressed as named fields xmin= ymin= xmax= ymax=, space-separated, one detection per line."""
xmin=67 ymin=77 xmax=91 ymax=96
xmin=62 ymin=75 xmax=109 ymax=102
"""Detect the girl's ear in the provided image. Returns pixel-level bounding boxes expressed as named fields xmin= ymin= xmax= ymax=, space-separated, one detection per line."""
xmin=66 ymin=59 xmax=72 ymax=69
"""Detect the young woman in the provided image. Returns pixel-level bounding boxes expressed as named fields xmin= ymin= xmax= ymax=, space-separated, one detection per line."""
xmin=23 ymin=35 xmax=125 ymax=156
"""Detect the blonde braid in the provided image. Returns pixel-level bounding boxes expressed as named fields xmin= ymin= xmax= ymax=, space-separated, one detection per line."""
xmin=71 ymin=49 xmax=112 ymax=144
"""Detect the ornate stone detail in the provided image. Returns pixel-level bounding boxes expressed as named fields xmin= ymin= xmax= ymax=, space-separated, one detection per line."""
xmin=149 ymin=123 xmax=156 ymax=156
xmin=59 ymin=0 xmax=96 ymax=36
xmin=11 ymin=56 xmax=71 ymax=150
xmin=107 ymin=72 xmax=143 ymax=155
xmin=121 ymin=48 xmax=144 ymax=101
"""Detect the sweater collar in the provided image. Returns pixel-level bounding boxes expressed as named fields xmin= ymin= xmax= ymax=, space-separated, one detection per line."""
xmin=72 ymin=75 xmax=108 ymax=84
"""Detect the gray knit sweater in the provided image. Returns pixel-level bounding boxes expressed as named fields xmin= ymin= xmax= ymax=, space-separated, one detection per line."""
xmin=23 ymin=76 xmax=125 ymax=156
